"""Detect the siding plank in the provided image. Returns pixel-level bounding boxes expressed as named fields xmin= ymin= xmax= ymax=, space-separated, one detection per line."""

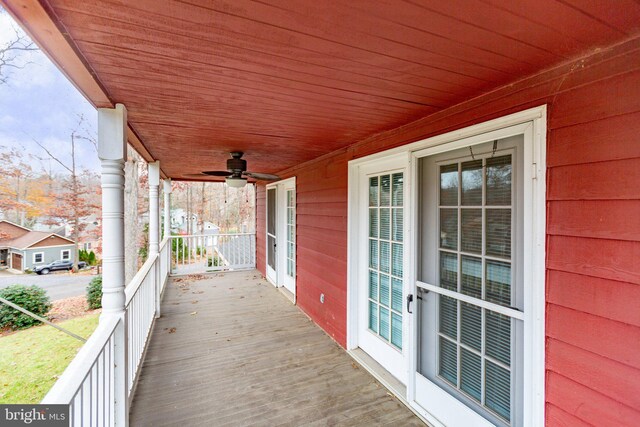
xmin=547 ymin=304 xmax=640 ymax=369
xmin=547 ymin=339 xmax=640 ymax=410
xmin=547 ymin=236 xmax=640 ymax=285
xmin=548 ymin=200 xmax=640 ymax=241
xmin=547 ymin=372 xmax=640 ymax=427
xmin=546 ymin=270 xmax=640 ymax=327
xmin=548 ymin=158 xmax=640 ymax=201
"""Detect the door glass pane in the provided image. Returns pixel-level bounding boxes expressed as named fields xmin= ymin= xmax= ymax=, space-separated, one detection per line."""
xmin=380 ymin=241 xmax=390 ymax=273
xmin=460 ymin=348 xmax=482 ymax=402
xmin=380 ymin=208 xmax=390 ymax=240
xmin=485 ymin=361 xmax=511 ymax=422
xmin=461 ymin=160 xmax=482 ymax=205
xmin=369 ymin=270 xmax=378 ymax=301
xmin=392 ymin=173 xmax=403 ymax=206
xmin=439 ymin=295 xmax=457 ymax=339
xmin=391 ymin=278 xmax=403 ymax=312
xmin=461 ymin=256 xmax=482 ymax=298
xmin=369 ymin=209 xmax=378 ymax=238
xmin=460 ymin=302 xmax=481 ymax=351
xmin=369 ymin=176 xmax=379 ymax=206
xmin=486 ymin=155 xmax=512 ymax=206
xmin=380 ymin=274 xmax=390 ymax=307
xmin=369 ymin=301 xmax=378 ymax=333
xmin=486 ymin=310 xmax=511 ymax=366
xmin=380 ymin=175 xmax=391 ymax=206
xmin=380 ymin=307 xmax=390 ymax=340
xmin=486 ymin=209 xmax=511 ymax=258
xmin=440 ymin=252 xmax=457 ymax=291
xmin=392 ymin=208 xmax=403 ymax=242
xmin=392 ymin=243 xmax=403 ymax=277
xmin=267 ymin=188 xmax=276 ymax=234
xmin=369 ymin=239 xmax=378 ymax=269
xmin=461 ymin=209 xmax=482 ymax=253
xmin=440 ymin=164 xmax=458 ymax=206
xmin=486 ymin=261 xmax=511 ymax=306
xmin=440 ymin=208 xmax=458 ymax=250
xmin=439 ymin=336 xmax=458 ymax=385
xmin=391 ymin=312 xmax=402 ymax=349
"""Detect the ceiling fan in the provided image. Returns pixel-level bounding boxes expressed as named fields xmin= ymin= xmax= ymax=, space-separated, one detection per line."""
xmin=182 ymin=152 xmax=280 ymax=188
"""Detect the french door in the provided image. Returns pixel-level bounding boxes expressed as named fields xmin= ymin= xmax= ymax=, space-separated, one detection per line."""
xmin=356 ymin=156 xmax=408 ymax=384
xmin=414 ymin=136 xmax=525 ymax=427
xmin=349 ymin=111 xmax=546 ymax=427
xmin=265 ymin=178 xmax=296 ymax=297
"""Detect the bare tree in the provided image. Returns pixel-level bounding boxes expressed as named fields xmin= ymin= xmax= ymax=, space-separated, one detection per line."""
xmin=0 ymin=21 xmax=38 ymax=84
xmin=32 ymin=115 xmax=98 ymax=271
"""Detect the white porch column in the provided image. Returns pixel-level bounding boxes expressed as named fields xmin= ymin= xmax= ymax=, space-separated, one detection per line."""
xmin=163 ymin=179 xmax=171 ymax=239
xmin=148 ymin=161 xmax=161 ymax=319
xmin=98 ymin=103 xmax=129 ymax=426
xmin=148 ymin=162 xmax=160 ymax=256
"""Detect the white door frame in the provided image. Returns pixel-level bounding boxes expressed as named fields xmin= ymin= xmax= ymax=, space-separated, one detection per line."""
xmin=265 ymin=177 xmax=297 ymax=300
xmin=347 ymin=105 xmax=547 ymax=426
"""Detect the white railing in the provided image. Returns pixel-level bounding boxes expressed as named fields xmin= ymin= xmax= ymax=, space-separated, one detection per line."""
xmin=170 ymin=233 xmax=255 ymax=275
xmin=42 ymin=237 xmax=171 ymax=425
xmin=125 ymin=237 xmax=170 ymax=396
xmin=42 ymin=315 xmax=121 ymax=426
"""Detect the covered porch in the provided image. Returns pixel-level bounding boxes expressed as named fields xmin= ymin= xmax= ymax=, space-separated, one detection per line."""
xmin=3 ymin=0 xmax=639 ymax=426
xmin=130 ymin=270 xmax=422 ymax=426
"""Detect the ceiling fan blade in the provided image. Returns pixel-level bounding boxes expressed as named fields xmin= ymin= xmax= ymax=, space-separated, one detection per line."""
xmin=244 ymin=172 xmax=280 ymax=181
xmin=181 ymin=173 xmax=208 ymax=178
xmin=201 ymin=171 xmax=233 ymax=177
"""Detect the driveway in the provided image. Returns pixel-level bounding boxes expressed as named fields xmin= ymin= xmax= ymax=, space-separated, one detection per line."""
xmin=0 ymin=271 xmax=94 ymax=301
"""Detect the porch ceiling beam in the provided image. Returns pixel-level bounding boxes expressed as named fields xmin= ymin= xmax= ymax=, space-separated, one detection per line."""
xmin=0 ymin=0 xmax=168 ymax=179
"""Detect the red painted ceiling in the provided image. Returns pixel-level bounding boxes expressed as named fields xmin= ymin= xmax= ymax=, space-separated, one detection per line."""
xmin=17 ymin=0 xmax=640 ymax=178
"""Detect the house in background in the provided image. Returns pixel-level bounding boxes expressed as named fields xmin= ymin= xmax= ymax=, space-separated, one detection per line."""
xmin=0 ymin=220 xmax=76 ymax=272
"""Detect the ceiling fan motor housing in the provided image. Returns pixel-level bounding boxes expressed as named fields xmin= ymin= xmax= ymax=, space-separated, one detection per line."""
xmin=227 ymin=157 xmax=247 ymax=172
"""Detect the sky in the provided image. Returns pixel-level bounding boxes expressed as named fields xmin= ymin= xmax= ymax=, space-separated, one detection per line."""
xmin=0 ymin=7 xmax=100 ymax=174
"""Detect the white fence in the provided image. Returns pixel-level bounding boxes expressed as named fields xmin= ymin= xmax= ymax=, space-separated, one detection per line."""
xmin=170 ymin=233 xmax=255 ymax=275
xmin=42 ymin=237 xmax=171 ymax=425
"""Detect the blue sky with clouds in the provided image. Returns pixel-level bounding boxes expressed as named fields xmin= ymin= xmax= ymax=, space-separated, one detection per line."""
xmin=0 ymin=7 xmax=99 ymax=174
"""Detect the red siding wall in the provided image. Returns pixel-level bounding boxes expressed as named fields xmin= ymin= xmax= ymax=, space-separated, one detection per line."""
xmin=256 ymin=37 xmax=640 ymax=424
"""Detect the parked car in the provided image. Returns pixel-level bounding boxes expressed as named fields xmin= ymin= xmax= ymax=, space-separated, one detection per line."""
xmin=34 ymin=260 xmax=87 ymax=275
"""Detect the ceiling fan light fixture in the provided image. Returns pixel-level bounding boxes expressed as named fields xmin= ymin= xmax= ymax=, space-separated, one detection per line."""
xmin=226 ymin=176 xmax=247 ymax=188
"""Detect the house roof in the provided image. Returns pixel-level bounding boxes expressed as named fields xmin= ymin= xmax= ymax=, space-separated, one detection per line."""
xmin=0 ymin=220 xmax=31 ymax=232
xmin=3 ymin=0 xmax=638 ymax=180
xmin=3 ymin=231 xmax=75 ymax=250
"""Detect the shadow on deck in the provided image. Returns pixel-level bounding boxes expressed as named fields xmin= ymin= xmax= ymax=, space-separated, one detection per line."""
xmin=130 ymin=270 xmax=424 ymax=426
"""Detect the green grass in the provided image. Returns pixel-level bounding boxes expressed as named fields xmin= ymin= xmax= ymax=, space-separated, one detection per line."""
xmin=0 ymin=313 xmax=100 ymax=404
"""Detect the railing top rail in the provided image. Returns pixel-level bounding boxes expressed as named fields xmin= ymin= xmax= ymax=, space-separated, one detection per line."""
xmin=125 ymin=253 xmax=159 ymax=304
xmin=42 ymin=315 xmax=120 ymax=404
xmin=168 ymin=233 xmax=256 ymax=238
xmin=159 ymin=235 xmax=170 ymax=250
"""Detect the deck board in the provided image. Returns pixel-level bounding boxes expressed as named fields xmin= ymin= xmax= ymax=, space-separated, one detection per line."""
xmin=130 ymin=270 xmax=423 ymax=426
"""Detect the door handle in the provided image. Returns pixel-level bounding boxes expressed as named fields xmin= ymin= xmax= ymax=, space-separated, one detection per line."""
xmin=406 ymin=294 xmax=414 ymax=314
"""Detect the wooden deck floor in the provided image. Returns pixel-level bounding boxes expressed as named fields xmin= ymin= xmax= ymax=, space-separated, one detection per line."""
xmin=130 ymin=270 xmax=424 ymax=426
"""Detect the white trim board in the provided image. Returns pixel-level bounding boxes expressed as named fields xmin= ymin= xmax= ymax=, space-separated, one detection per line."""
xmin=347 ymin=105 xmax=547 ymax=427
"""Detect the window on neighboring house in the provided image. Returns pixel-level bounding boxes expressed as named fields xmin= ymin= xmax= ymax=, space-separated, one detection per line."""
xmin=33 ymin=252 xmax=44 ymax=264
xmin=84 ymin=242 xmax=91 ymax=251
xmin=61 ymin=250 xmax=71 ymax=260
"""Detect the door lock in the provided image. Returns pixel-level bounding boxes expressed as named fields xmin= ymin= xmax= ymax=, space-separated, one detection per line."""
xmin=406 ymin=294 xmax=414 ymax=314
